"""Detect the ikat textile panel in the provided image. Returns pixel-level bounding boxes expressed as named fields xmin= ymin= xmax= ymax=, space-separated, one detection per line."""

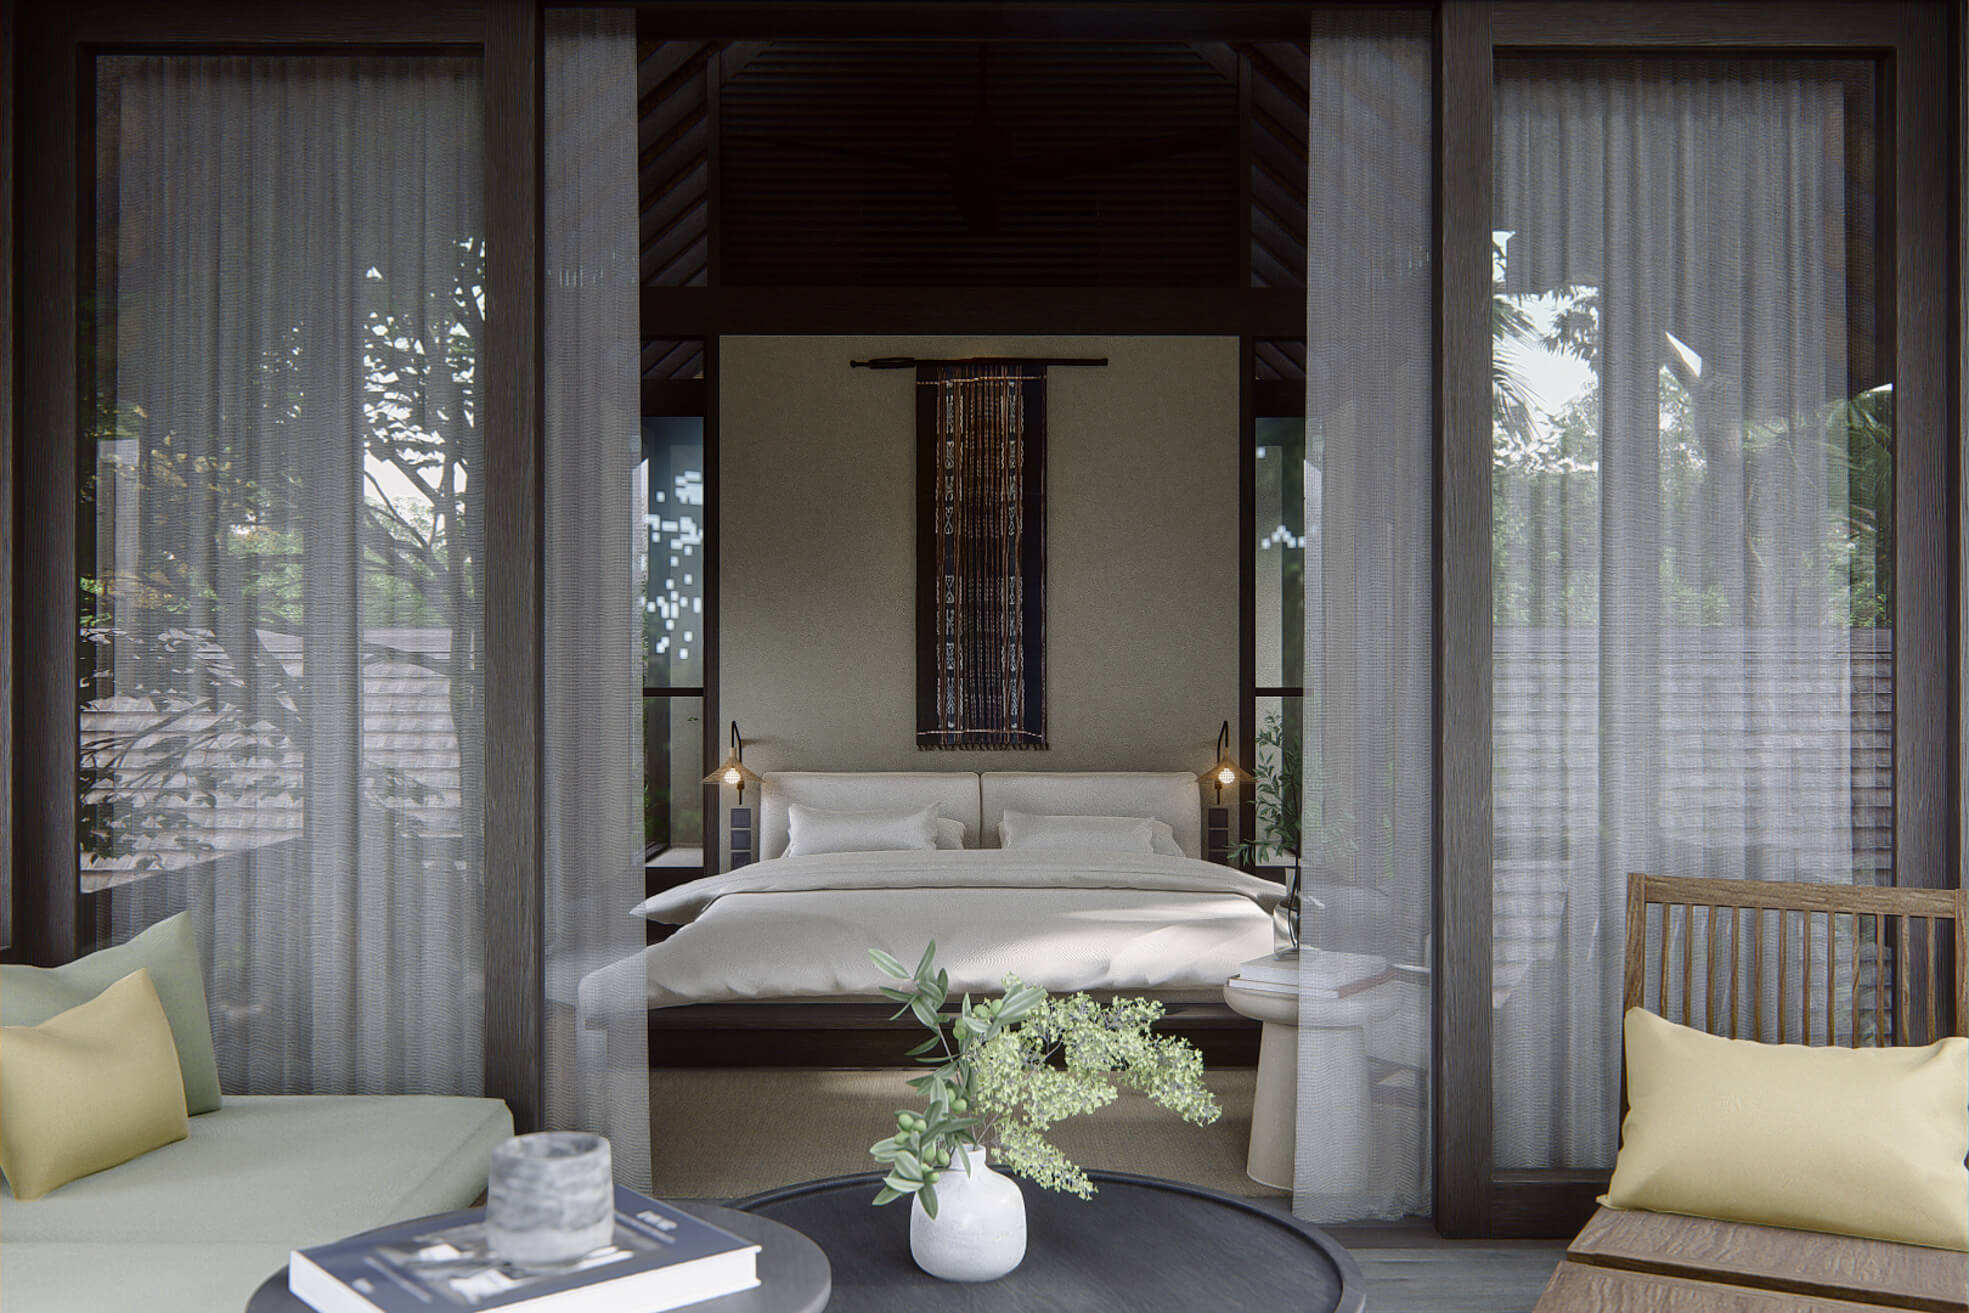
xmin=916 ymin=363 xmax=1047 ymax=749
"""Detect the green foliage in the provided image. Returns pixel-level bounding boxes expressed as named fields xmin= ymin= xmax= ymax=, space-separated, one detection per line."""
xmin=78 ymin=238 xmax=485 ymax=868
xmin=866 ymin=942 xmax=1220 ymax=1216
xmin=1490 ymin=259 xmax=1893 ymax=631
xmin=1230 ymin=710 xmax=1300 ymax=868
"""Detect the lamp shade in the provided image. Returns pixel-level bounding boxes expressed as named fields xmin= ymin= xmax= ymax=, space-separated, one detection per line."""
xmin=701 ymin=722 xmax=763 ymax=801
xmin=1196 ymin=720 xmax=1254 ymax=802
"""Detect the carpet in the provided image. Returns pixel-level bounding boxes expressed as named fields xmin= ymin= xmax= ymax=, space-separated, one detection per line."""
xmin=650 ymin=1067 xmax=1286 ymax=1202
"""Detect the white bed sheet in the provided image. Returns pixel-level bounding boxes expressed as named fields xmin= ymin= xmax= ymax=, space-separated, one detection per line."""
xmin=581 ymin=851 xmax=1279 ymax=1015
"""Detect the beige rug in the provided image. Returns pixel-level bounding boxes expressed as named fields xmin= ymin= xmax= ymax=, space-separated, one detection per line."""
xmin=650 ymin=1068 xmax=1286 ymax=1201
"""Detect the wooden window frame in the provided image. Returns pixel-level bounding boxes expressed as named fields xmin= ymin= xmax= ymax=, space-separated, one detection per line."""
xmin=8 ymin=0 xmax=549 ymax=1134
xmin=1432 ymin=0 xmax=1958 ymax=1238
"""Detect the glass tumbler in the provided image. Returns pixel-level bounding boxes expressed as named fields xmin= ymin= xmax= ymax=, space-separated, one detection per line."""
xmin=485 ymin=1132 xmax=615 ymax=1267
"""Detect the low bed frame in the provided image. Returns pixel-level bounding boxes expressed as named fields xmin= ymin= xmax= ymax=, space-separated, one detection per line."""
xmin=646 ymin=1001 xmax=1261 ymax=1068
xmin=640 ymin=769 xmax=1264 ymax=1068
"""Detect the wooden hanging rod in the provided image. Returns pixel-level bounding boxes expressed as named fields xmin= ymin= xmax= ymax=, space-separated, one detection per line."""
xmin=850 ymin=356 xmax=1108 ymax=369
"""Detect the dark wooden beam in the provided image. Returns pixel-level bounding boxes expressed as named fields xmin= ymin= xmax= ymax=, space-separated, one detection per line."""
xmin=11 ymin=3 xmax=81 ymax=966
xmin=482 ymin=0 xmax=546 ymax=1133
xmin=1488 ymin=1173 xmax=1607 ymax=1239
xmin=628 ymin=3 xmax=1318 ymax=43
xmin=1957 ymin=0 xmax=1967 ymax=893
xmin=1894 ymin=0 xmax=1955 ymax=895
xmin=2 ymin=0 xmax=16 ymax=954
xmin=61 ymin=0 xmax=484 ymax=43
xmin=1493 ymin=0 xmax=1920 ymax=46
xmin=1432 ymin=0 xmax=1495 ymax=1241
xmin=640 ymin=286 xmax=1305 ymax=338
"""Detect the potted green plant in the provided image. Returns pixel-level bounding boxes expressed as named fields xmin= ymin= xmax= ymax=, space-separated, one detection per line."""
xmin=1231 ymin=709 xmax=1303 ymax=951
xmin=866 ymin=943 xmax=1221 ymax=1282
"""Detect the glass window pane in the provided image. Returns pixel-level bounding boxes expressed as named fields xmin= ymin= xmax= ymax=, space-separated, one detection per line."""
xmin=1247 ymin=694 xmax=1303 ymax=875
xmin=1490 ymin=56 xmax=1888 ymax=1170
xmin=1255 ymin=417 xmax=1307 ymax=690
xmin=643 ymin=417 xmax=704 ymax=691
xmin=644 ymin=695 xmax=704 ymax=866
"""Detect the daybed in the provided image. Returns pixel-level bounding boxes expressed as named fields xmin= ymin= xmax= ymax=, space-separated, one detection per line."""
xmin=0 ymin=1092 xmax=513 ymax=1313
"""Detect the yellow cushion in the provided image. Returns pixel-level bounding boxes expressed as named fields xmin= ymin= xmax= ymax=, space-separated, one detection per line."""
xmin=0 ymin=969 xmax=190 ymax=1200
xmin=1606 ymin=1006 xmax=1968 ymax=1250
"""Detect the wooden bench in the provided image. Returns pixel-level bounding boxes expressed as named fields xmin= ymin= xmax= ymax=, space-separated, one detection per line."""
xmin=1538 ymin=1207 xmax=1967 ymax=1312
xmin=1534 ymin=874 xmax=1966 ymax=1312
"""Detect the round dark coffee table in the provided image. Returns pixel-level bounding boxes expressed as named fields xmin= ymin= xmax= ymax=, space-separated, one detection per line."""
xmin=245 ymin=1203 xmax=829 ymax=1313
xmin=734 ymin=1170 xmax=1365 ymax=1313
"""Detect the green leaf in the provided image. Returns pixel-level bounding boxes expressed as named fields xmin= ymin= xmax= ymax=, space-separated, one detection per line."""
xmin=870 ymin=948 xmax=911 ymax=979
xmin=882 ymin=1171 xmax=920 ymax=1196
xmin=877 ymin=986 xmax=915 ymax=1004
xmin=895 ymin=1150 xmax=924 ymax=1179
xmin=905 ymin=1035 xmax=941 ymax=1057
xmin=919 ymin=1183 xmax=939 ymax=1220
xmin=869 ymin=1137 xmax=900 ymax=1157
xmin=909 ymin=997 xmax=942 ymax=1032
xmin=873 ymin=1186 xmax=902 ymax=1206
xmin=915 ymin=941 xmax=938 ymax=981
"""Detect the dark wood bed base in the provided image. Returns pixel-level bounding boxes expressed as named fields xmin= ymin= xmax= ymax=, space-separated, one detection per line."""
xmin=644 ymin=1002 xmax=1261 ymax=1068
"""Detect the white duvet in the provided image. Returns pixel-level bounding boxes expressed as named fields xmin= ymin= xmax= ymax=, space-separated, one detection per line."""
xmin=578 ymin=850 xmax=1281 ymax=1015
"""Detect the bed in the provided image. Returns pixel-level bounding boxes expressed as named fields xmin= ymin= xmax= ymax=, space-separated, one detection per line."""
xmin=579 ymin=770 xmax=1281 ymax=1066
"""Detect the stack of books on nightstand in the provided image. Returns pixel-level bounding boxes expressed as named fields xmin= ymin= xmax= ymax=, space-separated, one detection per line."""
xmin=1236 ymin=949 xmax=1394 ymax=1000
xmin=289 ymin=1186 xmax=759 ymax=1313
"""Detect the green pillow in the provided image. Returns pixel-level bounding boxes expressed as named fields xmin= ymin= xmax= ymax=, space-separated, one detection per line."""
xmin=1 ymin=913 xmax=222 ymax=1114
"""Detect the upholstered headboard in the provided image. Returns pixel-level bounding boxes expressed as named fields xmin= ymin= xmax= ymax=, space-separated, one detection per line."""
xmin=758 ymin=772 xmax=984 ymax=861
xmin=979 ymin=771 xmax=1203 ymax=859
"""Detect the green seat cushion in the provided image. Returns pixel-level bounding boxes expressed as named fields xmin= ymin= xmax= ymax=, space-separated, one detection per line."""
xmin=0 ymin=1241 xmax=301 ymax=1313
xmin=1 ymin=914 xmax=222 ymax=1115
xmin=0 ymin=1094 xmax=513 ymax=1246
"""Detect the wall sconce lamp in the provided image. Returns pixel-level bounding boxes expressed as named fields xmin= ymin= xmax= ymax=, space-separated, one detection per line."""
xmin=1197 ymin=720 xmax=1254 ymax=805
xmin=701 ymin=721 xmax=762 ymax=803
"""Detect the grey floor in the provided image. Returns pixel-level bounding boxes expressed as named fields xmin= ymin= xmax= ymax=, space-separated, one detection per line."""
xmin=1318 ymin=1218 xmax=1566 ymax=1313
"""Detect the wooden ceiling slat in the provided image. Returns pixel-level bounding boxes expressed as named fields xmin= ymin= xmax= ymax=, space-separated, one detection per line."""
xmin=639 ymin=41 xmax=717 ymax=114
xmin=639 ymin=108 xmax=707 ymax=179
xmin=638 ymin=78 xmax=704 ymax=160
xmin=652 ymin=239 xmax=711 ymax=290
xmin=641 ymin=125 xmax=710 ymax=201
xmin=652 ymin=38 xmax=1254 ymax=289
xmin=1248 ymin=42 xmax=1310 ymax=102
xmin=645 ymin=209 xmax=709 ymax=278
xmin=638 ymin=41 xmax=702 ymax=96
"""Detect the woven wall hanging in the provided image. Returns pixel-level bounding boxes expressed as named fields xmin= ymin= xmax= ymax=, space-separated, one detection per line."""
xmin=914 ymin=361 xmax=1048 ymax=749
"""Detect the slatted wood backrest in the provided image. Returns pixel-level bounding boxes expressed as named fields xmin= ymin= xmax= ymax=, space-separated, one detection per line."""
xmin=1623 ymin=874 xmax=1967 ymax=1050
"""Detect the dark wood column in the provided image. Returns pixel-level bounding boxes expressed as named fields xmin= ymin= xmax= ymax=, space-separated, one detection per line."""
xmin=482 ymin=0 xmax=547 ymax=1132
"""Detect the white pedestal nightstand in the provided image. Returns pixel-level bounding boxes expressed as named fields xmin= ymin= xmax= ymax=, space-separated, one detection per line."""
xmin=1224 ymin=952 xmax=1404 ymax=1193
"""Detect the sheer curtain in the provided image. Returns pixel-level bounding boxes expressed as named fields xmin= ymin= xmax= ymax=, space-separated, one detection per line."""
xmin=543 ymin=9 xmax=651 ymax=1189
xmin=1491 ymin=61 xmax=1862 ymax=1169
xmin=1296 ymin=13 xmax=1434 ymax=1222
xmin=92 ymin=55 xmax=487 ymax=1095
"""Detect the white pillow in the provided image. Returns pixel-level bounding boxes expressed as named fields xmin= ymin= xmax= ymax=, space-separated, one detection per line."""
xmin=784 ymin=802 xmax=941 ymax=857
xmin=1146 ymin=820 xmax=1184 ymax=858
xmin=934 ymin=818 xmax=968 ymax=850
xmin=998 ymin=810 xmax=1155 ymax=854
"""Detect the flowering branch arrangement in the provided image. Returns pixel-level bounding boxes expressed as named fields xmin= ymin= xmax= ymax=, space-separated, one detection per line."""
xmin=866 ymin=941 xmax=1221 ymax=1218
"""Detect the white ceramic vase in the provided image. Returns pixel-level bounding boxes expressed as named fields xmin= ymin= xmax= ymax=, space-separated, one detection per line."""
xmin=909 ymin=1145 xmax=1027 ymax=1282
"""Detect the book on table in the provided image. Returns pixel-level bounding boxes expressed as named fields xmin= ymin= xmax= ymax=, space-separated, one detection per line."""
xmin=288 ymin=1185 xmax=761 ymax=1313
xmin=1234 ymin=949 xmax=1393 ymax=999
